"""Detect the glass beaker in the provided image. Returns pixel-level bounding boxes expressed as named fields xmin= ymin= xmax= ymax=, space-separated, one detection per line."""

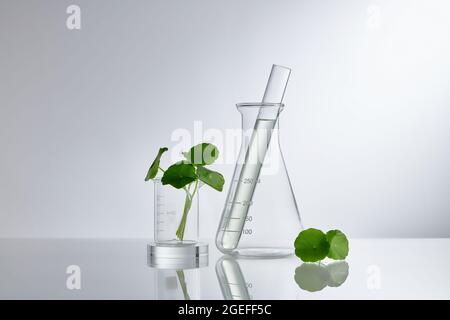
xmin=149 ymin=179 xmax=207 ymax=264
xmin=216 ymin=103 xmax=302 ymax=258
xmin=154 ymin=178 xmax=199 ymax=245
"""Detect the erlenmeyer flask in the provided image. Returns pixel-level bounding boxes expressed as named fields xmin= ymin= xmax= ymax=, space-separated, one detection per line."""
xmin=216 ymin=102 xmax=302 ymax=258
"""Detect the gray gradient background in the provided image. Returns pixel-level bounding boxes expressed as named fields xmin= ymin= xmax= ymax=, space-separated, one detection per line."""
xmin=1 ymin=0 xmax=449 ymax=238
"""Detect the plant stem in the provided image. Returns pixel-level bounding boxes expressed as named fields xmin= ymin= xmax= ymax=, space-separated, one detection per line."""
xmin=176 ymin=270 xmax=191 ymax=300
xmin=158 ymin=167 xmax=192 ymax=220
xmin=175 ymin=180 xmax=198 ymax=241
xmin=175 ymin=192 xmax=191 ymax=240
xmin=191 ymin=179 xmax=199 ymax=199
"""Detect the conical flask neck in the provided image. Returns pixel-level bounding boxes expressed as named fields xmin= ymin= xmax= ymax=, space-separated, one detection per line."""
xmin=237 ymin=103 xmax=284 ymax=130
xmin=237 ymin=104 xmax=283 ymax=152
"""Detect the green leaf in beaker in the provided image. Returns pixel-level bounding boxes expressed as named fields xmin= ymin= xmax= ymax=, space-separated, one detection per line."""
xmin=294 ymin=228 xmax=330 ymax=262
xmin=326 ymin=230 xmax=349 ymax=260
xmin=145 ymin=147 xmax=168 ymax=181
xmin=183 ymin=143 xmax=219 ymax=165
xmin=196 ymin=166 xmax=224 ymax=192
xmin=161 ymin=163 xmax=197 ymax=189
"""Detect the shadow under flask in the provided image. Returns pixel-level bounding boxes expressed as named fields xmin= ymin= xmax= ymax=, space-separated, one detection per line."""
xmin=215 ymin=102 xmax=302 ymax=258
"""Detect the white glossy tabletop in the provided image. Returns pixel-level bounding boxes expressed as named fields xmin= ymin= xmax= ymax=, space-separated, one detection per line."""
xmin=0 ymin=239 xmax=449 ymax=299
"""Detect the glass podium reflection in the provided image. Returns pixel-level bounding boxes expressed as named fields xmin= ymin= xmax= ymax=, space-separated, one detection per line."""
xmin=148 ymin=245 xmax=208 ymax=300
xmin=154 ymin=268 xmax=202 ymax=300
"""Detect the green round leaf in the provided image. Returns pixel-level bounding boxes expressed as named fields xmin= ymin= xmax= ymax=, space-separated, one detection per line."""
xmin=196 ymin=166 xmax=224 ymax=192
xmin=294 ymin=228 xmax=330 ymax=262
xmin=161 ymin=163 xmax=197 ymax=189
xmin=326 ymin=261 xmax=349 ymax=287
xmin=326 ymin=230 xmax=349 ymax=260
xmin=294 ymin=263 xmax=329 ymax=292
xmin=183 ymin=143 xmax=219 ymax=165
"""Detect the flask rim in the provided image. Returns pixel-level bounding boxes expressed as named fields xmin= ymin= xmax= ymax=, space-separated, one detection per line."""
xmin=236 ymin=102 xmax=284 ymax=108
